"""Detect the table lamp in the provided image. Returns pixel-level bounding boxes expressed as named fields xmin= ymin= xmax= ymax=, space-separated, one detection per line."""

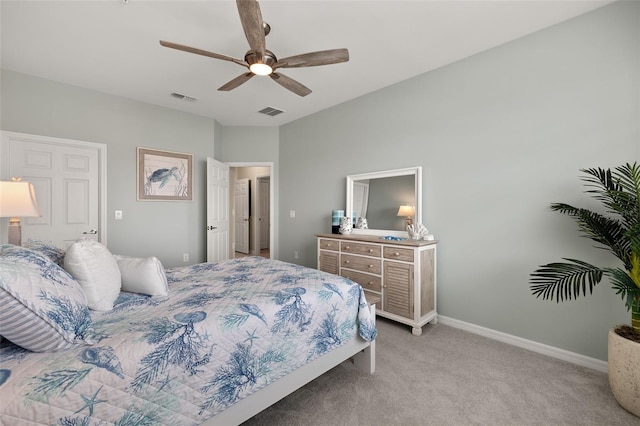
xmin=397 ymin=205 xmax=415 ymax=228
xmin=0 ymin=177 xmax=42 ymax=246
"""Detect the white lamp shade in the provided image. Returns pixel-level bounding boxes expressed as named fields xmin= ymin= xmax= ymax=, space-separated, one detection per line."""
xmin=397 ymin=205 xmax=415 ymax=217
xmin=0 ymin=180 xmax=42 ymax=218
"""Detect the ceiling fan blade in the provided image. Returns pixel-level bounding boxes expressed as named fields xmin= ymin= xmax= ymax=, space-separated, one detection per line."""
xmin=274 ymin=48 xmax=349 ymax=69
xmin=159 ymin=40 xmax=246 ymax=67
xmin=236 ymin=0 xmax=266 ymax=59
xmin=218 ymin=72 xmax=255 ymax=91
xmin=270 ymin=72 xmax=312 ymax=97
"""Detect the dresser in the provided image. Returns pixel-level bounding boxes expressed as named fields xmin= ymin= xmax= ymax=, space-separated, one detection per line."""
xmin=316 ymin=233 xmax=437 ymax=335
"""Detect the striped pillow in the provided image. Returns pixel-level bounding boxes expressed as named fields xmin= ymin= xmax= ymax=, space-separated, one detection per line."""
xmin=0 ymin=245 xmax=95 ymax=352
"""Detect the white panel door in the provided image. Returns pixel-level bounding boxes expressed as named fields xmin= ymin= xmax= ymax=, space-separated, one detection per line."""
xmin=258 ymin=177 xmax=270 ymax=250
xmin=234 ymin=178 xmax=250 ymax=254
xmin=1 ymin=131 xmax=105 ymax=248
xmin=206 ymin=158 xmax=230 ymax=262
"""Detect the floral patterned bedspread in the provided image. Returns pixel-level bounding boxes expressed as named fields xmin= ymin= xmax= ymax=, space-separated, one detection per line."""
xmin=0 ymin=257 xmax=376 ymax=425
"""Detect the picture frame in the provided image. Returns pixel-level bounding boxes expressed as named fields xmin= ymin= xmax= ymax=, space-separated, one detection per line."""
xmin=137 ymin=147 xmax=193 ymax=201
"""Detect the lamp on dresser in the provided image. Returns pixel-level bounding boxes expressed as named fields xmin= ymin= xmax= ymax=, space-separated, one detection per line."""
xmin=397 ymin=205 xmax=415 ymax=228
xmin=0 ymin=177 xmax=41 ymax=246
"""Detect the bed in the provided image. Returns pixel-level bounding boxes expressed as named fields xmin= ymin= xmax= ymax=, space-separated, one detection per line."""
xmin=0 ymin=242 xmax=376 ymax=425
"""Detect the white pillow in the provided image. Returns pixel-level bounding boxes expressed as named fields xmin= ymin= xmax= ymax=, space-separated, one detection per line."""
xmin=64 ymin=240 xmax=121 ymax=311
xmin=113 ymin=255 xmax=169 ymax=296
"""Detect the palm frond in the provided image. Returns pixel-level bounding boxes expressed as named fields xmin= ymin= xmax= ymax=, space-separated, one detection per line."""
xmin=611 ymin=163 xmax=640 ymax=226
xmin=605 ymin=267 xmax=640 ymax=311
xmin=530 ymin=259 xmax=603 ymax=302
xmin=550 ymin=203 xmax=630 ymax=266
xmin=581 ymin=167 xmax=619 ymax=198
xmin=581 ymin=164 xmax=640 ymax=227
xmin=531 ymin=163 xmax=640 ymax=329
xmin=627 ymin=222 xmax=640 ymax=259
xmin=581 ymin=167 xmax=625 ymax=212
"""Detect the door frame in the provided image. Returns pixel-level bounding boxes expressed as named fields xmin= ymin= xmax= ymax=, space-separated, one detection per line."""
xmin=233 ymin=177 xmax=250 ymax=254
xmin=0 ymin=131 xmax=107 ymax=245
xmin=256 ymin=175 xmax=270 ymax=251
xmin=227 ymin=162 xmax=274 ymax=259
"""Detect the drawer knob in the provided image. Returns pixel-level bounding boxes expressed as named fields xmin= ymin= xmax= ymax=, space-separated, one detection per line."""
xmin=368 ymin=249 xmax=373 ymax=253
xmin=368 ymin=281 xmax=374 ymax=285
xmin=368 ymin=264 xmax=373 ymax=268
xmin=345 ymin=260 xmax=350 ymax=264
xmin=394 ymin=252 xmax=400 ymax=256
xmin=345 ymin=246 xmax=350 ymax=250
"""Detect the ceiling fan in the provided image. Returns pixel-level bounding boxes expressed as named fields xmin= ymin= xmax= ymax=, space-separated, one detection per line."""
xmin=159 ymin=0 xmax=349 ymax=97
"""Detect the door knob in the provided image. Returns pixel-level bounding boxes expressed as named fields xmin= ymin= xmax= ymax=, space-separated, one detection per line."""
xmin=83 ymin=229 xmax=98 ymax=235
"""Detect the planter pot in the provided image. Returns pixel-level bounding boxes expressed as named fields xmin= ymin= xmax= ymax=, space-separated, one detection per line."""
xmin=608 ymin=328 xmax=640 ymax=417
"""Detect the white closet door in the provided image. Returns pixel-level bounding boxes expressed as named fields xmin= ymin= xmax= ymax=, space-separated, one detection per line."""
xmin=1 ymin=131 xmax=106 ymax=248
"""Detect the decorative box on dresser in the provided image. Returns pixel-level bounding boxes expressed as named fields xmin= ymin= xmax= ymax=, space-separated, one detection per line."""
xmin=316 ymin=233 xmax=437 ymax=335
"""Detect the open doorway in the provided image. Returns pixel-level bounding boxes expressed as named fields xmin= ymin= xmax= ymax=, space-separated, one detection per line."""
xmin=228 ymin=164 xmax=272 ymax=259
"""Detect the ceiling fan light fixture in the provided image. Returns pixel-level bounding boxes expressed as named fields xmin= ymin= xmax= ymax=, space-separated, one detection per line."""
xmin=245 ymin=50 xmax=276 ymax=76
xmin=249 ymin=63 xmax=273 ymax=76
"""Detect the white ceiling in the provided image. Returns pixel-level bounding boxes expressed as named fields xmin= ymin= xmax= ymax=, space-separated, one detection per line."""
xmin=1 ymin=0 xmax=613 ymax=127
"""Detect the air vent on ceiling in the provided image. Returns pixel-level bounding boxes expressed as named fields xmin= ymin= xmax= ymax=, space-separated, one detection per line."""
xmin=258 ymin=106 xmax=285 ymax=117
xmin=170 ymin=92 xmax=198 ymax=102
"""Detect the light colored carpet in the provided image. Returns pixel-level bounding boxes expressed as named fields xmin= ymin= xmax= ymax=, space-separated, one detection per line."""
xmin=242 ymin=318 xmax=639 ymax=426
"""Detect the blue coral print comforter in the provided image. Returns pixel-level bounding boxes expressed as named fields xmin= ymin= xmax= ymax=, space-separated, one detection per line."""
xmin=0 ymin=257 xmax=376 ymax=425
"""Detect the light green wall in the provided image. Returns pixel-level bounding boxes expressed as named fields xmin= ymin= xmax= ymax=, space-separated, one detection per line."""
xmin=278 ymin=1 xmax=640 ymax=360
xmin=0 ymin=69 xmax=216 ymax=268
xmin=219 ymin=126 xmax=279 ymax=162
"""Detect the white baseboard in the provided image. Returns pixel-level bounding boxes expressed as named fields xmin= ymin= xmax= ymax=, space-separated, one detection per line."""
xmin=438 ymin=316 xmax=608 ymax=373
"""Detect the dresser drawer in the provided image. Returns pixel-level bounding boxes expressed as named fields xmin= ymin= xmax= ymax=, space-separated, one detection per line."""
xmin=319 ymin=251 xmax=339 ymax=275
xmin=318 ymin=238 xmax=339 ymax=251
xmin=341 ymin=270 xmax=382 ymax=292
xmin=383 ymin=246 xmax=414 ymax=262
xmin=340 ymin=241 xmax=381 ymax=257
xmin=341 ymin=254 xmax=382 ymax=274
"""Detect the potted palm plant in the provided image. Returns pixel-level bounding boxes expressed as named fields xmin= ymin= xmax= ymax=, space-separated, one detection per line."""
xmin=530 ymin=162 xmax=640 ymax=417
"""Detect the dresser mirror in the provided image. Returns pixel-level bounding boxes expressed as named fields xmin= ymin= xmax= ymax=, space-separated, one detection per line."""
xmin=346 ymin=167 xmax=422 ymax=237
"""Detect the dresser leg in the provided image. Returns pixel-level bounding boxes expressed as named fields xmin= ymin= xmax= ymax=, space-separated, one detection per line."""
xmin=412 ymin=326 xmax=423 ymax=336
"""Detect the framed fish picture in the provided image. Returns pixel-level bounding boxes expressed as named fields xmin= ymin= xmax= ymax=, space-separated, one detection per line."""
xmin=137 ymin=147 xmax=193 ymax=201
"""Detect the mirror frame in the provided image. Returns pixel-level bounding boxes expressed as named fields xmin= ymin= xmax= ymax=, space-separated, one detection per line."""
xmin=346 ymin=166 xmax=422 ymax=237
